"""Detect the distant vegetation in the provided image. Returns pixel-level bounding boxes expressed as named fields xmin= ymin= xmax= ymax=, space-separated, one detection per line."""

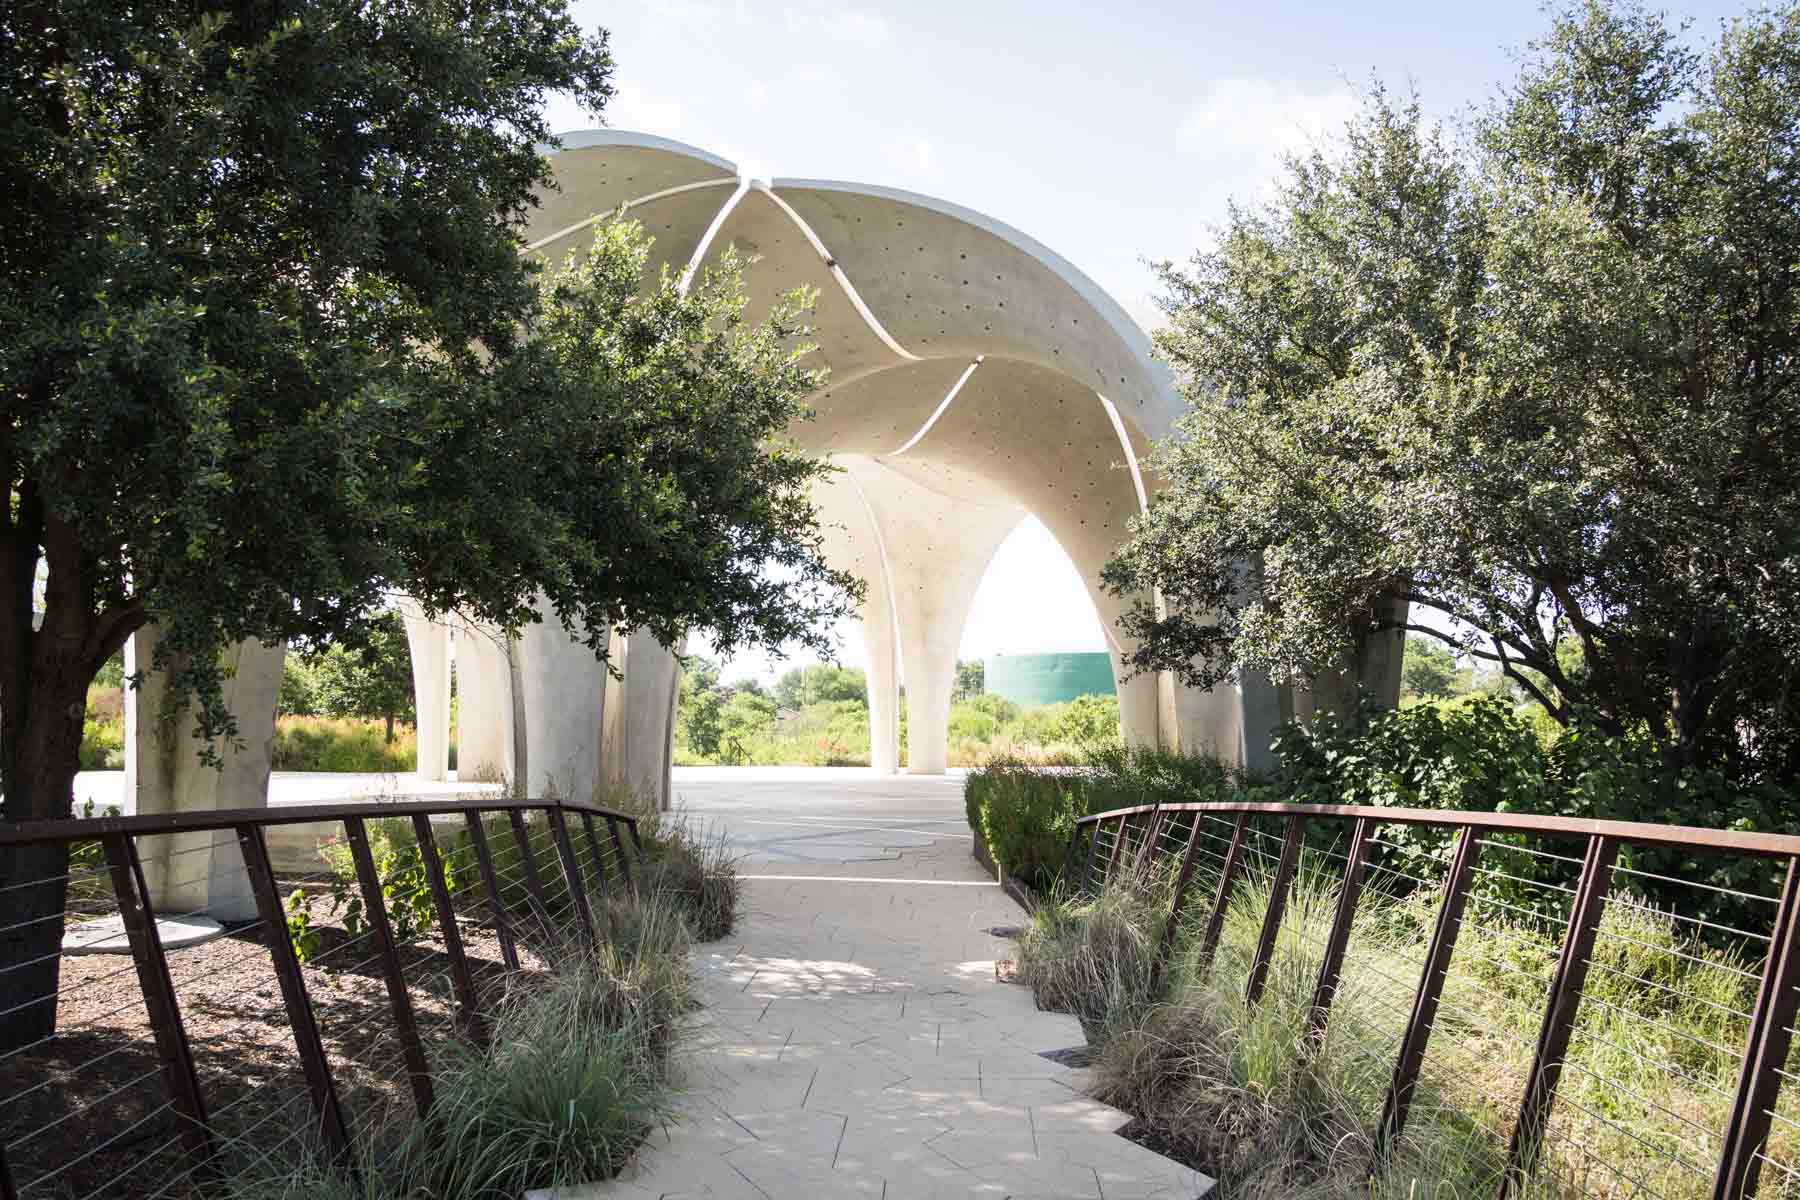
xmin=674 ymin=657 xmax=1121 ymax=767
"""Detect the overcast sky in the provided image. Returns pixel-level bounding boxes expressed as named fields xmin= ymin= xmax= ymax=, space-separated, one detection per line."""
xmin=544 ymin=0 xmax=1745 ymax=685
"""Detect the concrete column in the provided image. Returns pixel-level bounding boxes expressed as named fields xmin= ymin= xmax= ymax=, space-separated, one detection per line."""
xmin=396 ymin=600 xmax=451 ymax=781
xmin=602 ymin=628 xmax=679 ymax=810
xmin=806 ymin=460 xmax=914 ymax=774
xmin=599 ymin=629 xmax=628 ymax=801
xmin=859 ymin=613 xmax=900 ymax=774
xmin=1238 ymin=667 xmax=1283 ymax=774
xmin=125 ymin=627 xmax=282 ymax=922
xmin=513 ymin=596 xmax=606 ymax=804
xmin=845 ymin=458 xmax=1020 ymax=775
xmin=452 ymin=617 xmax=514 ymax=785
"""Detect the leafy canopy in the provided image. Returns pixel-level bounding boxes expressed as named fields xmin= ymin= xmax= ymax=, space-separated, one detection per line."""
xmin=0 ymin=0 xmax=858 ymax=816
xmin=1105 ymin=1 xmax=1800 ymax=775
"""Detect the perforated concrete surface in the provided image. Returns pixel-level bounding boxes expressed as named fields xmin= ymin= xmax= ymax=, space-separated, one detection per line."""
xmin=541 ymin=769 xmax=1211 ymax=1199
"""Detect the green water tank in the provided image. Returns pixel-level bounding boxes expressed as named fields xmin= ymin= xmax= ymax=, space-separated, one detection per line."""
xmin=983 ymin=652 xmax=1117 ymax=707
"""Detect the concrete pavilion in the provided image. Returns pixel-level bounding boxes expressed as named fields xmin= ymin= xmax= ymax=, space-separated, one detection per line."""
xmin=119 ymin=131 xmax=1400 ymax=916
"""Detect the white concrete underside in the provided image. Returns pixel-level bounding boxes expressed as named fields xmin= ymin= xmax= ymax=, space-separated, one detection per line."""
xmin=536 ymin=770 xmax=1212 ymax=1199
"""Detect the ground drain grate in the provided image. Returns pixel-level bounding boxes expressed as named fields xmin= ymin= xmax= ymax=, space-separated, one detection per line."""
xmin=1038 ymin=1045 xmax=1092 ymax=1068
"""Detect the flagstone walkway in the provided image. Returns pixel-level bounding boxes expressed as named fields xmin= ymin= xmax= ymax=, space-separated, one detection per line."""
xmin=551 ymin=775 xmax=1212 ymax=1199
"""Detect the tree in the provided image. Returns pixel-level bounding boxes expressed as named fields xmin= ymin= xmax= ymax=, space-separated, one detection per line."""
xmin=953 ymin=659 xmax=985 ymax=702
xmin=306 ymin=610 xmax=416 ymax=742
xmin=681 ymin=688 xmax=726 ymax=760
xmin=774 ymin=663 xmax=868 ymax=709
xmin=1401 ymin=636 xmax=1465 ymax=701
xmin=719 ymin=690 xmax=778 ymax=763
xmin=1106 ymin=2 xmax=1800 ymax=778
xmin=0 ymin=1 xmax=857 ymax=1047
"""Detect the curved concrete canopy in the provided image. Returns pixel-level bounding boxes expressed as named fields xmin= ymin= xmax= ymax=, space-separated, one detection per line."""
xmin=499 ymin=129 xmax=1244 ymax=783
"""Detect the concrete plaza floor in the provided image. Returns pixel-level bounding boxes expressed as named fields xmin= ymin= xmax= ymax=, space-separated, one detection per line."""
xmin=552 ymin=767 xmax=1210 ymax=1199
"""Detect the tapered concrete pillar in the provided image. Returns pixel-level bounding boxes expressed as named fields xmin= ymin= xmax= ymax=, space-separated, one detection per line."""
xmin=859 ymin=614 xmax=900 ymax=774
xmin=841 ymin=457 xmax=1020 ymax=775
xmin=808 ymin=462 xmax=914 ymax=774
xmin=453 ymin=617 xmax=514 ymax=785
xmin=396 ymin=601 xmax=451 ymax=782
xmin=125 ymin=628 xmax=282 ymax=922
xmin=601 ymin=629 xmax=679 ymax=810
xmin=513 ymin=597 xmax=606 ymax=804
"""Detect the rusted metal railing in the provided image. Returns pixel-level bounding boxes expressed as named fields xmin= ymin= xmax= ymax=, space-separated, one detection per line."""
xmin=0 ymin=796 xmax=642 ymax=1199
xmin=1069 ymin=800 xmax=1800 ymax=1199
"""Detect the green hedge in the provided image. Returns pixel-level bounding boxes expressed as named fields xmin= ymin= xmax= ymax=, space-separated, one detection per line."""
xmin=965 ymin=700 xmax=1798 ymax=939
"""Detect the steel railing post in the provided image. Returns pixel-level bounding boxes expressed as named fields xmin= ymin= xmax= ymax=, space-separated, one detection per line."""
xmin=547 ymin=808 xmax=596 ymax=947
xmin=507 ymin=809 xmax=556 ymax=939
xmin=1197 ymin=813 xmax=1251 ymax=977
xmin=1245 ymin=814 xmax=1306 ymax=1007
xmin=463 ymin=811 xmax=520 ymax=972
xmin=343 ymin=817 xmax=435 ymax=1118
xmin=1374 ymin=827 xmax=1482 ymax=1165
xmin=235 ymin=823 xmax=353 ymax=1166
xmin=1502 ymin=833 xmax=1618 ymax=1196
xmin=100 ymin=833 xmax=214 ymax=1173
xmin=581 ymin=812 xmax=612 ymax=898
xmin=1150 ymin=813 xmax=1207 ymax=991
xmin=1713 ymin=856 xmax=1800 ymax=1200
xmin=410 ymin=815 xmax=484 ymax=1042
xmin=1306 ymin=817 xmax=1373 ymax=1047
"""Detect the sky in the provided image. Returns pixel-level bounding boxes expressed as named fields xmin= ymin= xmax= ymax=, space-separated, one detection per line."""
xmin=545 ymin=0 xmax=1746 ymax=686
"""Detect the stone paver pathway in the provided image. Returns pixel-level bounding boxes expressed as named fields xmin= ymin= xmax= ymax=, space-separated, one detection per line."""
xmin=552 ymin=777 xmax=1212 ymax=1199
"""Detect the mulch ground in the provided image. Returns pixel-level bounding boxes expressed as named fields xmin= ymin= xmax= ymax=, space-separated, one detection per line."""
xmin=0 ymin=885 xmax=551 ymax=1200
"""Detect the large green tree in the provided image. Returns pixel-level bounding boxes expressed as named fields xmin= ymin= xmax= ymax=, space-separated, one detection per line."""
xmin=305 ymin=610 xmax=415 ymax=742
xmin=773 ymin=663 xmax=868 ymax=710
xmin=1 ymin=0 xmax=856 ymax=1047
xmin=1106 ymin=1 xmax=1800 ymax=778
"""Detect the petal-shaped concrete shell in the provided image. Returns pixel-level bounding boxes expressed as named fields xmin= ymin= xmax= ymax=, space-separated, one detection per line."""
xmin=435 ymin=130 xmax=1254 ymax=798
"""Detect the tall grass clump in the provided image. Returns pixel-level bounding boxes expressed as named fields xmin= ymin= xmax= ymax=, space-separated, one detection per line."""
xmin=626 ymin=803 xmax=743 ymax=941
xmin=213 ymin=894 xmax=698 ymax=1200
xmin=1017 ymin=846 xmax=1793 ymax=1198
xmin=271 ymin=715 xmax=417 ymax=772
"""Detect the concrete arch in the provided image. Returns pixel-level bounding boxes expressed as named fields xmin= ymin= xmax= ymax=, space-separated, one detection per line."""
xmin=510 ymin=129 xmax=1259 ymax=774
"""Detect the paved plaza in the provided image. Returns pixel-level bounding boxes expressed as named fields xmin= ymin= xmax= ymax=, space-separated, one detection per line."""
xmin=548 ymin=767 xmax=1210 ymax=1199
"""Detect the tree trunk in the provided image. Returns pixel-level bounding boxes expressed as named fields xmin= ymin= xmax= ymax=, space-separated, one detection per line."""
xmin=0 ymin=684 xmax=87 ymax=1053
xmin=385 ymin=712 xmax=395 ymax=745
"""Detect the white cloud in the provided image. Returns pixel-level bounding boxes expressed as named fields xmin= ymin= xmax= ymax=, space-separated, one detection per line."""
xmin=639 ymin=0 xmax=732 ymax=40
xmin=1178 ymin=77 xmax=1357 ymax=162
xmin=879 ymin=134 xmax=942 ymax=186
xmin=603 ymin=79 xmax=696 ymax=140
xmin=745 ymin=79 xmax=771 ymax=113
xmin=783 ymin=4 xmax=891 ymax=46
xmin=1172 ymin=77 xmax=1358 ymax=234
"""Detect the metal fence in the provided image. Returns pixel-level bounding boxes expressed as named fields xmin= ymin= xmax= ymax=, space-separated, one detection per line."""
xmin=1068 ymin=801 xmax=1800 ymax=1200
xmin=0 ymin=796 xmax=643 ymax=1199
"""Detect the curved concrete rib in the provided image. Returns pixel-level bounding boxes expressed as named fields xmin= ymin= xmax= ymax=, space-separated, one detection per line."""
xmin=888 ymin=357 xmax=982 ymax=457
xmin=811 ymin=464 xmax=904 ymax=773
xmin=751 ymin=182 xmax=920 ymax=363
xmin=1097 ymin=393 xmax=1150 ymax=514
xmin=677 ymin=180 xmax=749 ymax=295
xmin=525 ymin=177 xmax=740 ymax=255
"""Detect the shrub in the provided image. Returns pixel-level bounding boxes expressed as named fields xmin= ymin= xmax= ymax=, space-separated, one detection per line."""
xmin=78 ymin=716 xmax=124 ymax=770
xmin=966 ymin=746 xmax=1246 ymax=892
xmin=1276 ymin=699 xmax=1800 ymax=936
xmin=633 ymin=809 xmax=742 ymax=941
xmin=420 ymin=900 xmax=690 ymax=1197
xmin=271 ymin=715 xmax=417 ymax=772
xmin=968 ymin=759 xmax=1088 ymax=891
xmin=287 ymin=817 xmax=454 ymax=962
xmin=1016 ymin=883 xmax=1166 ymax=1032
xmin=218 ymin=894 xmax=696 ymax=1200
